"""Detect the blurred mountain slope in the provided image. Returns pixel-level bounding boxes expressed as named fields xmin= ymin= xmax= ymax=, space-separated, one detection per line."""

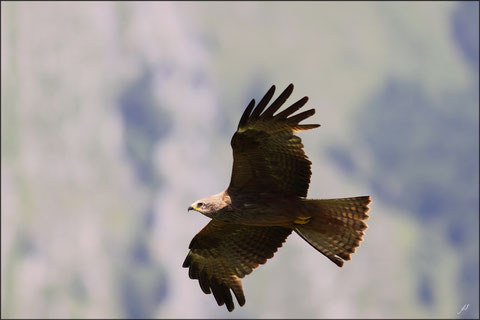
xmin=1 ymin=1 xmax=478 ymax=318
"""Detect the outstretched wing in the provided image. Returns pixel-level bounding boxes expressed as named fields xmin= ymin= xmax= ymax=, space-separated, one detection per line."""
xmin=182 ymin=220 xmax=292 ymax=312
xmin=228 ymin=84 xmax=320 ymax=198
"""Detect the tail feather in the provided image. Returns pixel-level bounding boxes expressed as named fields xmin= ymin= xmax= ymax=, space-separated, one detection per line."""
xmin=294 ymin=196 xmax=371 ymax=267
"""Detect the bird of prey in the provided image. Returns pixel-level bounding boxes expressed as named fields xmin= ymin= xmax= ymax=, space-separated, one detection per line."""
xmin=184 ymin=84 xmax=371 ymax=312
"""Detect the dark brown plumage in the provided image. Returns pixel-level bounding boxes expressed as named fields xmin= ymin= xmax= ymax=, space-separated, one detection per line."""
xmin=184 ymin=84 xmax=371 ymax=312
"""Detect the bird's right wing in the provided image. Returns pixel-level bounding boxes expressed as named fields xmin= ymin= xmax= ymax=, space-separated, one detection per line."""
xmin=183 ymin=220 xmax=292 ymax=312
xmin=228 ymin=84 xmax=320 ymax=198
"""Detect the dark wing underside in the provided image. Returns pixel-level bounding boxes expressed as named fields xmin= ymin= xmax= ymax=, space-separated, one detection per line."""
xmin=228 ymin=84 xmax=320 ymax=198
xmin=182 ymin=220 xmax=292 ymax=311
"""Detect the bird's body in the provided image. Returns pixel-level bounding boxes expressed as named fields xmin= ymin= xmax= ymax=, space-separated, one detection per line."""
xmin=193 ymin=190 xmax=301 ymax=226
xmin=184 ymin=84 xmax=371 ymax=312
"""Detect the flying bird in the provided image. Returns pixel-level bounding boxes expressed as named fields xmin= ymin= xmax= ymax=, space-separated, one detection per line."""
xmin=184 ymin=84 xmax=371 ymax=312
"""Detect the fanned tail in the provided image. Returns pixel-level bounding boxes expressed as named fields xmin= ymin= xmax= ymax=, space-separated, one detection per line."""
xmin=294 ymin=196 xmax=371 ymax=267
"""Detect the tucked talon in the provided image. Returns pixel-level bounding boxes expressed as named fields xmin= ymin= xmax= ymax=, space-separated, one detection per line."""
xmin=294 ymin=216 xmax=312 ymax=225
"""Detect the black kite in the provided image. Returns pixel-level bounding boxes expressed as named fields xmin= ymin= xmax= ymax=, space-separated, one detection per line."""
xmin=184 ymin=84 xmax=371 ymax=312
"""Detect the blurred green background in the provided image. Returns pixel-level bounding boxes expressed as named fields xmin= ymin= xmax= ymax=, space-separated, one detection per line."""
xmin=1 ymin=1 xmax=478 ymax=318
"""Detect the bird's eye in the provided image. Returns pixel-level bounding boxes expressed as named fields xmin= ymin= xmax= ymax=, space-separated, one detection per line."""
xmin=197 ymin=202 xmax=204 ymax=208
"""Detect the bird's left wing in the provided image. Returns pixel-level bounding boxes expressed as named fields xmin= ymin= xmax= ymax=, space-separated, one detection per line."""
xmin=183 ymin=220 xmax=292 ymax=311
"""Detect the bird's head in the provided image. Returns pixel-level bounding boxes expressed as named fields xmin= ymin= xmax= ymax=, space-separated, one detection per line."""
xmin=188 ymin=199 xmax=211 ymax=214
xmin=188 ymin=192 xmax=229 ymax=218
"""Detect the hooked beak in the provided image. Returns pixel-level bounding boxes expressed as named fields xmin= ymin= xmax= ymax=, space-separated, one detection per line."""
xmin=188 ymin=206 xmax=194 ymax=212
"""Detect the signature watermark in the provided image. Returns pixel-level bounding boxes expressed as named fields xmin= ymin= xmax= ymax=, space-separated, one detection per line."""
xmin=457 ymin=304 xmax=469 ymax=315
